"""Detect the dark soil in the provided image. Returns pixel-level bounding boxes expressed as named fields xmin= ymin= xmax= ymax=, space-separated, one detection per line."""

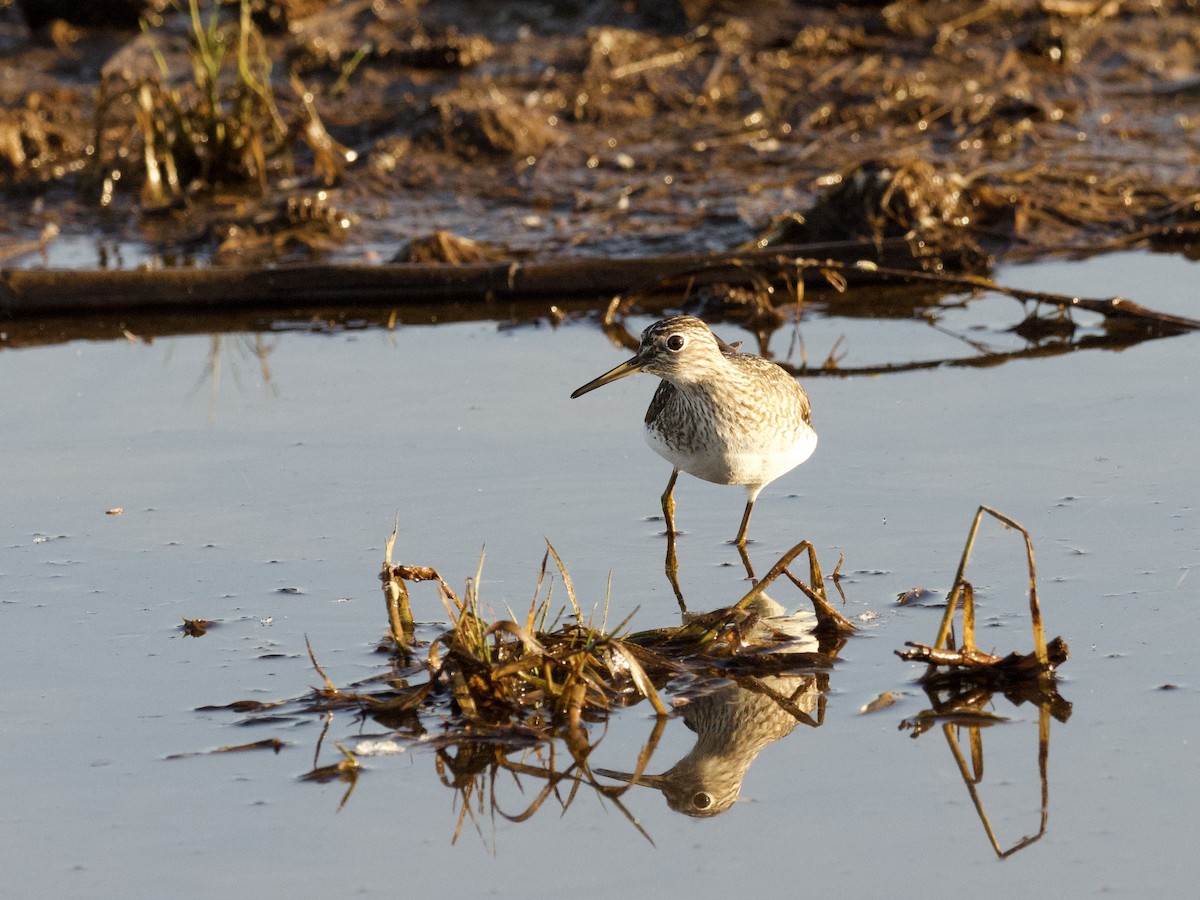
xmin=1 ymin=0 xmax=1199 ymax=269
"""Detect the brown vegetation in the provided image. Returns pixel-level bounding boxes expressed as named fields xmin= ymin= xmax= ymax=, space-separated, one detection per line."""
xmin=2 ymin=0 xmax=1198 ymax=269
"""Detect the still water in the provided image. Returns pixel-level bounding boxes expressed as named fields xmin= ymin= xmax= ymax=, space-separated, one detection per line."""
xmin=2 ymin=251 xmax=1198 ymax=898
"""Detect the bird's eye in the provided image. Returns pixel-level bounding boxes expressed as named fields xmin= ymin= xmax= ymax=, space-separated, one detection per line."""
xmin=666 ymin=334 xmax=686 ymax=352
xmin=692 ymin=792 xmax=713 ymax=810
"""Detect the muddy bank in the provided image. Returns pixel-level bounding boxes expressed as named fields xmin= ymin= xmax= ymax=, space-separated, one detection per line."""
xmin=1 ymin=0 xmax=1198 ymax=276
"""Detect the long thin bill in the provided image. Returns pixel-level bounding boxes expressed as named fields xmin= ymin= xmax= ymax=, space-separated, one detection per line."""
xmin=570 ymin=356 xmax=643 ymax=398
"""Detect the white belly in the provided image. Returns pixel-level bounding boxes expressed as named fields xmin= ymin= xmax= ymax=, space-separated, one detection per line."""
xmin=645 ymin=422 xmax=817 ymax=489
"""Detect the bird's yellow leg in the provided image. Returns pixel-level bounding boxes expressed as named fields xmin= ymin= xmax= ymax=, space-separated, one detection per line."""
xmin=661 ymin=468 xmax=686 ymax=611
xmin=661 ymin=468 xmax=680 ymax=537
xmin=734 ymin=498 xmax=755 ymax=547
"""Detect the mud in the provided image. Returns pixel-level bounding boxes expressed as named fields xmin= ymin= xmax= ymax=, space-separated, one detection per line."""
xmin=2 ymin=0 xmax=1199 ymax=271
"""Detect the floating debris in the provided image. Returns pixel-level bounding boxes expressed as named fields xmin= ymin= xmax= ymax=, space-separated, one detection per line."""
xmin=860 ymin=691 xmax=900 ymax=714
xmin=166 ymin=737 xmax=285 ymax=759
xmin=896 ymin=587 xmax=936 ymax=606
xmin=896 ymin=505 xmax=1068 ymax=688
xmin=180 ymin=616 xmax=211 ymax=637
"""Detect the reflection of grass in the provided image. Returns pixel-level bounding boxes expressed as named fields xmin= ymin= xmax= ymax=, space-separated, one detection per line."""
xmin=173 ymin=332 xmax=278 ymax=425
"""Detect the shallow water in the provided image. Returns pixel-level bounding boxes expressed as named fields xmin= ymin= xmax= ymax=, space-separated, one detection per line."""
xmin=2 ymin=250 xmax=1198 ymax=898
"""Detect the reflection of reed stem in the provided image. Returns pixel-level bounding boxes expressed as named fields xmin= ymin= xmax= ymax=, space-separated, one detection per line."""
xmin=941 ymin=697 xmax=1053 ymax=858
xmin=208 ymin=334 xmax=221 ymax=426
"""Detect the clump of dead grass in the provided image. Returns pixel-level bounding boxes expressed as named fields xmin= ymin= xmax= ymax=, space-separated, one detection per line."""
xmin=205 ymin=526 xmax=850 ymax=831
xmin=897 ymin=505 xmax=1068 ymax=688
xmin=103 ymin=0 xmax=355 ymax=206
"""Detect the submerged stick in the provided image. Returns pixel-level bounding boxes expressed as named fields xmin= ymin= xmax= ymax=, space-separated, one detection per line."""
xmin=811 ymin=257 xmax=1200 ymax=332
xmin=0 ymin=240 xmax=925 ymax=314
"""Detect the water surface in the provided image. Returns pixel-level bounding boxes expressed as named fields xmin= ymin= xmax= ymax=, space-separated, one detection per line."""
xmin=2 ymin=251 xmax=1198 ymax=898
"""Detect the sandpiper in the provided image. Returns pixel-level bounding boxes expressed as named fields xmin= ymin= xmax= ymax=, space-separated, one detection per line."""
xmin=571 ymin=315 xmax=816 ymax=546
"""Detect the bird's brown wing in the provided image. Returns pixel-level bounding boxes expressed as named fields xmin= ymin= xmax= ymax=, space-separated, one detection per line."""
xmin=645 ymin=379 xmax=675 ymax=425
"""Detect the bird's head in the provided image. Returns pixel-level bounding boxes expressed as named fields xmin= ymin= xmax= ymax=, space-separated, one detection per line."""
xmin=571 ymin=316 xmax=731 ymax=397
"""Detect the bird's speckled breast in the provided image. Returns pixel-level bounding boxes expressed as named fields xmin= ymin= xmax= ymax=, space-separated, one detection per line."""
xmin=643 ymin=356 xmax=817 ymax=488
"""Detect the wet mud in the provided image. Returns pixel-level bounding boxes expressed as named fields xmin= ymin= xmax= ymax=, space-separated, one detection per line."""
xmin=2 ymin=0 xmax=1199 ymax=276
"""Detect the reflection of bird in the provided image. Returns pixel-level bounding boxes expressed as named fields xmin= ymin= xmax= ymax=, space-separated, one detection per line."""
xmin=600 ymin=596 xmax=821 ymax=817
xmin=571 ymin=316 xmax=816 ymax=546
